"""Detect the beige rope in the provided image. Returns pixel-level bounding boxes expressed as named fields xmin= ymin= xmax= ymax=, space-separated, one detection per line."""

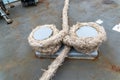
xmin=63 ymin=22 xmax=106 ymax=53
xmin=28 ymin=25 xmax=61 ymax=54
xmin=39 ymin=46 xmax=70 ymax=80
xmin=28 ymin=0 xmax=106 ymax=79
xmin=39 ymin=0 xmax=70 ymax=80
xmin=28 ymin=0 xmax=69 ymax=54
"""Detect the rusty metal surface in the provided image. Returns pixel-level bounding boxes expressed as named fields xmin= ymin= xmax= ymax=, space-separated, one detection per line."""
xmin=0 ymin=0 xmax=120 ymax=80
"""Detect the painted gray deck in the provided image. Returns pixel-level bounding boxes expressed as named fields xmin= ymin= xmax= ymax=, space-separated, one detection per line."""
xmin=0 ymin=0 xmax=120 ymax=80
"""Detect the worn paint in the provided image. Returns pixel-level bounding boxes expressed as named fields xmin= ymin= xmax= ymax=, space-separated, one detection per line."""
xmin=0 ymin=0 xmax=120 ymax=80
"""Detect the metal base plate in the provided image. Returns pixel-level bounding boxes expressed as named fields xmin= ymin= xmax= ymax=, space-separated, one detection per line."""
xmin=35 ymin=46 xmax=99 ymax=60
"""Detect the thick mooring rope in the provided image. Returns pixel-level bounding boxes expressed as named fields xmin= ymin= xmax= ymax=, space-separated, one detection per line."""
xmin=28 ymin=0 xmax=106 ymax=79
xmin=28 ymin=24 xmax=61 ymax=54
xmin=28 ymin=0 xmax=69 ymax=54
xmin=39 ymin=0 xmax=70 ymax=80
xmin=63 ymin=22 xmax=106 ymax=53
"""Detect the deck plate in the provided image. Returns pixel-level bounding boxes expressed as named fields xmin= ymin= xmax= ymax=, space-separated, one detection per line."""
xmin=35 ymin=46 xmax=98 ymax=60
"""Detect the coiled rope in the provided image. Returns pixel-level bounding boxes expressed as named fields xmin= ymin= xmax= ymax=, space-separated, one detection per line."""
xmin=64 ymin=22 xmax=106 ymax=53
xmin=28 ymin=0 xmax=106 ymax=79
xmin=39 ymin=0 xmax=70 ymax=80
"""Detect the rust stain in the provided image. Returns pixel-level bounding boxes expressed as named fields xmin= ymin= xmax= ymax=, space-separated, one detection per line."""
xmin=39 ymin=0 xmax=44 ymax=3
xmin=45 ymin=1 xmax=49 ymax=9
xmin=99 ymin=53 xmax=120 ymax=73
xmin=0 ymin=48 xmax=36 ymax=71
xmin=110 ymin=65 xmax=120 ymax=72
xmin=31 ymin=14 xmax=38 ymax=20
xmin=103 ymin=59 xmax=120 ymax=73
xmin=0 ymin=66 xmax=2 ymax=70
xmin=38 ymin=0 xmax=50 ymax=9
xmin=1 ymin=61 xmax=18 ymax=70
xmin=11 ymin=21 xmax=20 ymax=29
xmin=5 ymin=63 xmax=15 ymax=69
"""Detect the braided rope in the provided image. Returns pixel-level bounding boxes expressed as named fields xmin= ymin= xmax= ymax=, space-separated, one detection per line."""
xmin=35 ymin=0 xmax=106 ymax=80
xmin=28 ymin=24 xmax=62 ymax=54
xmin=63 ymin=22 xmax=106 ymax=53
xmin=27 ymin=0 xmax=69 ymax=54
xmin=39 ymin=0 xmax=70 ymax=80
